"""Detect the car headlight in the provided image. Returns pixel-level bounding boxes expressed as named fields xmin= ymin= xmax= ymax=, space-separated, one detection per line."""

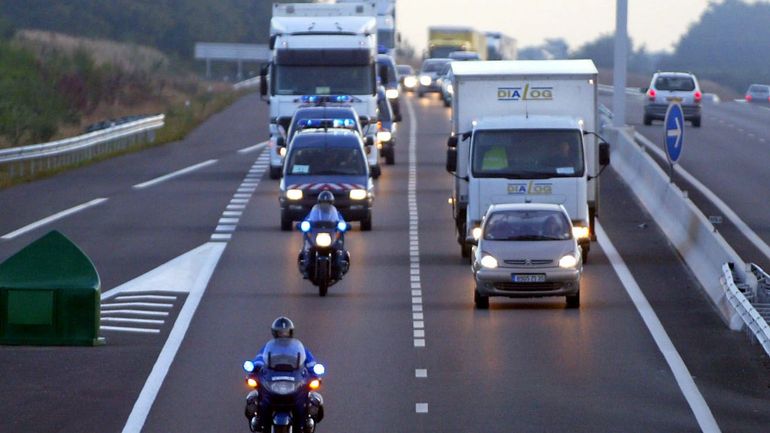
xmin=446 ymin=84 xmax=454 ymax=95
xmin=559 ymin=254 xmax=578 ymax=269
xmin=419 ymin=75 xmax=432 ymax=86
xmin=480 ymin=255 xmax=498 ymax=269
xmin=315 ymin=232 xmax=332 ymax=248
xmin=286 ymin=189 xmax=303 ymax=200
xmin=349 ymin=189 xmax=367 ymax=200
xmin=572 ymin=226 xmax=590 ymax=240
xmin=377 ymin=131 xmax=392 ymax=142
xmin=279 ymin=147 xmax=287 ymax=157
xmin=471 ymin=226 xmax=482 ymax=240
xmin=385 ymin=88 xmax=399 ymax=99
xmin=404 ymin=76 xmax=417 ymax=88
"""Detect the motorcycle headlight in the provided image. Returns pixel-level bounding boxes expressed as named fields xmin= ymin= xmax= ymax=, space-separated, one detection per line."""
xmin=559 ymin=254 xmax=578 ymax=269
xmin=315 ymin=232 xmax=332 ymax=248
xmin=377 ymin=131 xmax=392 ymax=142
xmin=349 ymin=189 xmax=367 ymax=200
xmin=286 ymin=189 xmax=303 ymax=200
xmin=267 ymin=380 xmax=299 ymax=395
xmin=419 ymin=75 xmax=432 ymax=86
xmin=572 ymin=225 xmax=590 ymax=240
xmin=243 ymin=361 xmax=255 ymax=372
xmin=480 ymin=255 xmax=498 ymax=269
xmin=300 ymin=221 xmax=311 ymax=233
xmin=385 ymin=88 xmax=399 ymax=99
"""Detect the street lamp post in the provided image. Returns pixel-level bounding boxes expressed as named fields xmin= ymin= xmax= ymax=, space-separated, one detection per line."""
xmin=613 ymin=0 xmax=628 ymax=127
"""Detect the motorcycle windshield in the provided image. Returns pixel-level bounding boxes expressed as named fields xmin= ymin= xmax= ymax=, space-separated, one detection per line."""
xmin=264 ymin=338 xmax=307 ymax=371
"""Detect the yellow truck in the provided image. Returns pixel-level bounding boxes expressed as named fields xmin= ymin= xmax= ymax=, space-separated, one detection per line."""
xmin=427 ymin=26 xmax=486 ymax=59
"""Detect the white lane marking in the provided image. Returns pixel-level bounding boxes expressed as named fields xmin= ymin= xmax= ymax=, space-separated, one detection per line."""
xmin=2 ymin=198 xmax=108 ymax=240
xmin=215 ymin=225 xmax=237 ymax=232
xmin=211 ymin=234 xmax=232 ymax=241
xmin=406 ymin=98 xmax=425 ymax=352
xmin=219 ymin=218 xmax=240 ymax=224
xmin=415 ymin=369 xmax=427 ymax=378
xmin=635 ymin=133 xmax=770 ymax=261
xmin=230 ymin=198 xmax=249 ymax=204
xmin=413 ymin=339 xmax=425 ymax=348
xmin=100 ymin=310 xmax=169 ymax=317
xmin=415 ymin=403 xmax=429 ymax=413
xmin=413 ymin=313 xmax=423 ymax=320
xmin=233 ymin=193 xmax=251 ymax=199
xmin=101 ymin=302 xmax=173 ymax=309
xmin=114 ymin=295 xmax=177 ymax=302
xmin=238 ymin=141 xmax=268 ymax=154
xmin=101 ymin=326 xmax=160 ymax=334
xmin=596 ymin=223 xmax=721 ymax=432
xmin=101 ymin=317 xmax=165 ymax=325
xmin=223 ymin=211 xmax=242 ymax=217
xmin=413 ymin=329 xmax=425 ymax=338
xmin=133 ymin=160 xmax=217 ymax=189
xmin=227 ymin=204 xmax=246 ymax=210
xmin=121 ymin=242 xmax=226 ymax=433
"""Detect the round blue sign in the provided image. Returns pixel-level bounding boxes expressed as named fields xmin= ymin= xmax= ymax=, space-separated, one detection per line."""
xmin=664 ymin=103 xmax=685 ymax=163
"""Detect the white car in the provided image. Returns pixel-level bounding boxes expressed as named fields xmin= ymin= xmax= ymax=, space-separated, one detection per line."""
xmin=472 ymin=203 xmax=582 ymax=309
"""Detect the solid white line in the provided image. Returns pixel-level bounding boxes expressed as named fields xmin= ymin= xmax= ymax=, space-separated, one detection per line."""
xmin=100 ymin=310 xmax=169 ymax=317
xmin=2 ymin=198 xmax=109 ymax=240
xmin=101 ymin=317 xmax=165 ymax=325
xmin=635 ymin=133 xmax=770 ymax=261
xmin=101 ymin=326 xmax=160 ymax=334
xmin=133 ymin=160 xmax=217 ymax=189
xmin=114 ymin=295 xmax=177 ymax=302
xmin=122 ymin=242 xmax=226 ymax=433
xmin=101 ymin=302 xmax=173 ymax=309
xmin=596 ymin=222 xmax=721 ymax=432
xmin=238 ymin=141 xmax=268 ymax=154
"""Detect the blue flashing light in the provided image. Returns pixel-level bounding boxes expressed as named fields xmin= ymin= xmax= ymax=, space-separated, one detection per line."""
xmin=301 ymin=95 xmax=320 ymax=103
xmin=333 ymin=95 xmax=352 ymax=103
xmin=332 ymin=118 xmax=355 ymax=128
xmin=243 ymin=360 xmax=255 ymax=372
xmin=300 ymin=221 xmax=312 ymax=232
xmin=337 ymin=221 xmax=347 ymax=232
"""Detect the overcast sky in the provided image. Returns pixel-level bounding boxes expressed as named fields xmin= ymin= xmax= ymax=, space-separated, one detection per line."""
xmin=396 ymin=0 xmax=716 ymax=54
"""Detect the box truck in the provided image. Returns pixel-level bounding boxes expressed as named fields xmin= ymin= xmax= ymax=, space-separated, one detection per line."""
xmin=427 ymin=26 xmax=487 ymax=60
xmin=446 ymin=60 xmax=610 ymax=261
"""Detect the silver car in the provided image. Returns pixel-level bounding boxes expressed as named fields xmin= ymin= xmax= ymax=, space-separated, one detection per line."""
xmin=472 ymin=203 xmax=582 ymax=309
xmin=643 ymin=71 xmax=702 ymax=127
xmin=745 ymin=84 xmax=770 ymax=104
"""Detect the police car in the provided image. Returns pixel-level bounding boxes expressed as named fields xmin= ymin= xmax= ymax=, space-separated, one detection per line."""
xmin=280 ymin=125 xmax=374 ymax=231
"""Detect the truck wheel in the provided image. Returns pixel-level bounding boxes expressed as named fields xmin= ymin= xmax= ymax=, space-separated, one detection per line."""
xmin=280 ymin=212 xmax=292 ymax=231
xmin=474 ymin=290 xmax=489 ymax=309
xmin=361 ymin=211 xmax=372 ymax=231
xmin=269 ymin=166 xmax=281 ymax=180
xmin=643 ymin=115 xmax=652 ymax=126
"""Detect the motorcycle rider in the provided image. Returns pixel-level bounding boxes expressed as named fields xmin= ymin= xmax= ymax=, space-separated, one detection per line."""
xmin=299 ymin=191 xmax=350 ymax=280
xmin=245 ymin=317 xmax=324 ymax=432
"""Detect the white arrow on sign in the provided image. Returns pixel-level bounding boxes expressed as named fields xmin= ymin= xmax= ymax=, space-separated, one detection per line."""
xmin=667 ymin=117 xmax=682 ymax=147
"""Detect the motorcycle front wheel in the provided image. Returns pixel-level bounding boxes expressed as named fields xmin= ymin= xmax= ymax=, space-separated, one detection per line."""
xmin=317 ymin=262 xmax=329 ymax=297
xmin=272 ymin=426 xmax=290 ymax=433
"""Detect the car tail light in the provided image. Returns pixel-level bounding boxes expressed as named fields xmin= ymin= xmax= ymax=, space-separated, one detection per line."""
xmin=746 ymin=94 xmax=752 ymax=102
xmin=694 ymin=91 xmax=702 ymax=103
xmin=647 ymin=88 xmax=656 ymax=101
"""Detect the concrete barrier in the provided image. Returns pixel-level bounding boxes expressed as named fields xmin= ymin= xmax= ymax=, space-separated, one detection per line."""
xmin=607 ymin=126 xmax=753 ymax=329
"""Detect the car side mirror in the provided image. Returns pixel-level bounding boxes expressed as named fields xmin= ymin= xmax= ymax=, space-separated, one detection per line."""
xmin=447 ymin=135 xmax=458 ymax=148
xmin=446 ymin=147 xmax=457 ymax=172
xmin=365 ymin=136 xmax=375 ymax=147
xmin=599 ymin=142 xmax=610 ymax=166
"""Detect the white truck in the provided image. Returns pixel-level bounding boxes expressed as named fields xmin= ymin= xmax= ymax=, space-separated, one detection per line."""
xmin=446 ymin=60 xmax=610 ymax=261
xmin=338 ymin=0 xmax=397 ymax=56
xmin=261 ymin=2 xmax=380 ymax=179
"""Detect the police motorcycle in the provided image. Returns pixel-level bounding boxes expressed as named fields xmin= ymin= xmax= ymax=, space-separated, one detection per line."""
xmin=297 ymin=192 xmax=351 ymax=296
xmin=243 ymin=333 xmax=325 ymax=432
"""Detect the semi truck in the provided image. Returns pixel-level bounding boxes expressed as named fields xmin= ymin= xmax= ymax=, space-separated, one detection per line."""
xmin=338 ymin=0 xmax=398 ymax=56
xmin=261 ymin=2 xmax=379 ymax=179
xmin=427 ymin=26 xmax=487 ymax=60
xmin=446 ymin=60 xmax=610 ymax=261
xmin=484 ymin=31 xmax=517 ymax=60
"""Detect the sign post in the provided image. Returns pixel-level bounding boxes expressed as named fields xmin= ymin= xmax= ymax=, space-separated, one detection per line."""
xmin=664 ymin=103 xmax=685 ymax=181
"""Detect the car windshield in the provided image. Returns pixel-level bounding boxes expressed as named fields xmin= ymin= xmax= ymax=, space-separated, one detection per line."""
xmin=655 ymin=76 xmax=696 ymax=91
xmin=422 ymin=61 xmax=449 ymax=73
xmin=471 ymin=129 xmax=584 ymax=178
xmin=484 ymin=210 xmax=572 ymax=241
xmin=287 ymin=144 xmax=366 ymax=176
xmin=273 ymin=65 xmax=374 ymax=96
xmin=749 ymin=85 xmax=769 ymax=94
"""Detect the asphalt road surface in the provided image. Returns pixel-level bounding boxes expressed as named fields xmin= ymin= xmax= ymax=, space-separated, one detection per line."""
xmin=1 ymin=91 xmax=769 ymax=432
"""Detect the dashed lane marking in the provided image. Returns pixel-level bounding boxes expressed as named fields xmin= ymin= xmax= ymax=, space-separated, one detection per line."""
xmin=2 ymin=198 xmax=108 ymax=240
xmin=133 ymin=160 xmax=217 ymax=189
xmin=237 ymin=141 xmax=268 ymax=154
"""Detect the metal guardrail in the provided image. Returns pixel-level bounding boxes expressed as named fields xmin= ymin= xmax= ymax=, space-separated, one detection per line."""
xmin=722 ymin=264 xmax=770 ymax=356
xmin=0 ymin=115 xmax=164 ymax=183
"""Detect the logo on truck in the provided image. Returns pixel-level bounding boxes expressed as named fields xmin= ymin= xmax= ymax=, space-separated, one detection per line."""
xmin=497 ymin=84 xmax=553 ymax=101
xmin=508 ymin=182 xmax=553 ymax=195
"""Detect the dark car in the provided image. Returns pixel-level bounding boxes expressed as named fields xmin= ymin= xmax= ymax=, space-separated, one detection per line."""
xmin=745 ymin=84 xmax=770 ymax=104
xmin=376 ymin=54 xmax=402 ymax=121
xmin=417 ymin=58 xmax=451 ymax=97
xmin=376 ymin=86 xmax=397 ymax=165
xmin=280 ymin=130 xmax=374 ymax=231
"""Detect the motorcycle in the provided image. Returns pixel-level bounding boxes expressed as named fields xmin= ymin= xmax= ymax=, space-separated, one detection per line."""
xmin=298 ymin=219 xmax=350 ymax=296
xmin=243 ymin=340 xmax=325 ymax=433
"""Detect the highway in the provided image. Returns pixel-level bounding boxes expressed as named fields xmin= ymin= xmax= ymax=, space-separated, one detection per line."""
xmin=1 ymin=92 xmax=770 ymax=432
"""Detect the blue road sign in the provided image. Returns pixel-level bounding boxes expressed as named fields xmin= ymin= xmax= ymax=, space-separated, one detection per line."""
xmin=664 ymin=103 xmax=684 ymax=163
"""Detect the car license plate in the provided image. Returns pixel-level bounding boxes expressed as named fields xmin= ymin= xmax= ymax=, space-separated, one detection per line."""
xmin=513 ymin=274 xmax=546 ymax=283
xmin=666 ymin=96 xmax=683 ymax=102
